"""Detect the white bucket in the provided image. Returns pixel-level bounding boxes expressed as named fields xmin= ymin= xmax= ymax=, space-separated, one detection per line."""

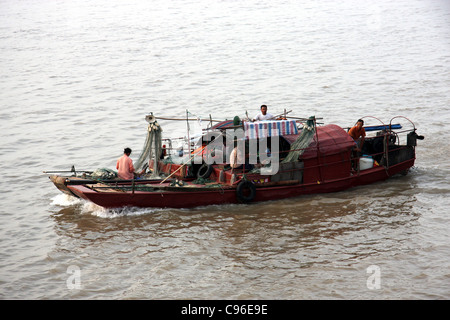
xmin=359 ymin=157 xmax=374 ymax=170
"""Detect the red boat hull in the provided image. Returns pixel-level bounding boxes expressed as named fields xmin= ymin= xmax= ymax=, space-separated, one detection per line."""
xmin=67 ymin=158 xmax=414 ymax=209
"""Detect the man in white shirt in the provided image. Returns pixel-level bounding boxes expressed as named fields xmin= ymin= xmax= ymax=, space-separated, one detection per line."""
xmin=253 ymin=105 xmax=274 ymax=121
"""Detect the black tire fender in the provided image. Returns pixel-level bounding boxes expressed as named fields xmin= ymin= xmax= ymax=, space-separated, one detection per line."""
xmin=236 ymin=180 xmax=256 ymax=203
xmin=372 ymin=137 xmax=384 ymax=154
xmin=197 ymin=163 xmax=213 ymax=179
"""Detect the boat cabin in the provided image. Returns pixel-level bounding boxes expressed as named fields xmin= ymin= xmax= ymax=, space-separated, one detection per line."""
xmin=149 ymin=116 xmax=421 ymax=189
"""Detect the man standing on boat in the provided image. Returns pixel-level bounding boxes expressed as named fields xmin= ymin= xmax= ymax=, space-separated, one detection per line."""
xmin=253 ymin=105 xmax=274 ymax=121
xmin=348 ymin=119 xmax=366 ymax=151
xmin=116 ymin=147 xmax=135 ymax=180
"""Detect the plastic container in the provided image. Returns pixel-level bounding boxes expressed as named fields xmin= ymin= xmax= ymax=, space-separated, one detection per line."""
xmin=359 ymin=157 xmax=374 ymax=170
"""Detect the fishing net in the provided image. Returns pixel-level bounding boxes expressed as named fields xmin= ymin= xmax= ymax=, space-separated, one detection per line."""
xmin=282 ymin=117 xmax=316 ymax=163
xmin=134 ymin=121 xmax=163 ymax=176
xmin=91 ymin=168 xmax=118 ymax=180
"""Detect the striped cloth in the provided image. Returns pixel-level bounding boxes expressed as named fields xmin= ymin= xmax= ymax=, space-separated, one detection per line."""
xmin=244 ymin=120 xmax=299 ymax=139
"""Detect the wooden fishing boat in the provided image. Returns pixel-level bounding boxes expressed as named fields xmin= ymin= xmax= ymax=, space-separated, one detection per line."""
xmin=53 ymin=113 xmax=424 ymax=209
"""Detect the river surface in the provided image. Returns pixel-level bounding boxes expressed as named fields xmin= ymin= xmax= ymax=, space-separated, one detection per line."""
xmin=0 ymin=0 xmax=449 ymax=300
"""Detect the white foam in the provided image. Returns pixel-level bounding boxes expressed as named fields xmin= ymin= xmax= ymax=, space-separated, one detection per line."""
xmin=82 ymin=203 xmax=161 ymax=218
xmin=51 ymin=193 xmax=161 ymax=218
xmin=51 ymin=194 xmax=82 ymax=207
xmin=79 ymin=201 xmax=107 ymax=216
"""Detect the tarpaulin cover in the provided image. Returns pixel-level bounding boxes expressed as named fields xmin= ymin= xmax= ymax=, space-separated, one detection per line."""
xmin=283 ymin=124 xmax=355 ymax=159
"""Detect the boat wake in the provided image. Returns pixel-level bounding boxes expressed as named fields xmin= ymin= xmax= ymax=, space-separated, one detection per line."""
xmin=51 ymin=193 xmax=161 ymax=218
xmin=51 ymin=194 xmax=83 ymax=207
xmin=86 ymin=205 xmax=162 ymax=218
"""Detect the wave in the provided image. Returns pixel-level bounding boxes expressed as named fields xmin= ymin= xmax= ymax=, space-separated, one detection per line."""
xmin=50 ymin=194 xmax=83 ymax=207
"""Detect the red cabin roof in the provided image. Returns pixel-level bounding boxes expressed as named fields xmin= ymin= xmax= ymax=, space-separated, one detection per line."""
xmin=283 ymin=124 xmax=356 ymax=159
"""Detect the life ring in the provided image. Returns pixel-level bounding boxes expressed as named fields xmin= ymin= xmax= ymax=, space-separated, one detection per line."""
xmin=197 ymin=163 xmax=213 ymax=179
xmin=236 ymin=180 xmax=256 ymax=203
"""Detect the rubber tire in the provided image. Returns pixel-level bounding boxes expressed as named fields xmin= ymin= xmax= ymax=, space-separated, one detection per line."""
xmin=236 ymin=181 xmax=256 ymax=203
xmin=197 ymin=163 xmax=213 ymax=179
xmin=372 ymin=137 xmax=384 ymax=154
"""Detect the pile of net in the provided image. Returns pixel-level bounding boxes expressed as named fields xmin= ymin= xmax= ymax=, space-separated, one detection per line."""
xmin=134 ymin=120 xmax=163 ymax=175
xmin=282 ymin=116 xmax=316 ymax=163
xmin=91 ymin=168 xmax=117 ymax=180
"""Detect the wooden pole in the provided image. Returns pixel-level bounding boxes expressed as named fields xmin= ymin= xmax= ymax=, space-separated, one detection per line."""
xmin=159 ymin=144 xmax=208 ymax=184
xmin=267 ymin=110 xmax=292 ymax=120
xmin=186 ymin=110 xmax=191 ymax=155
xmin=155 ymin=116 xmax=223 ymax=122
xmin=159 ymin=131 xmax=225 ymax=184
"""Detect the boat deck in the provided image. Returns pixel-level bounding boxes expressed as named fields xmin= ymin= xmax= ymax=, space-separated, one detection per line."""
xmin=85 ymin=181 xmax=233 ymax=193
